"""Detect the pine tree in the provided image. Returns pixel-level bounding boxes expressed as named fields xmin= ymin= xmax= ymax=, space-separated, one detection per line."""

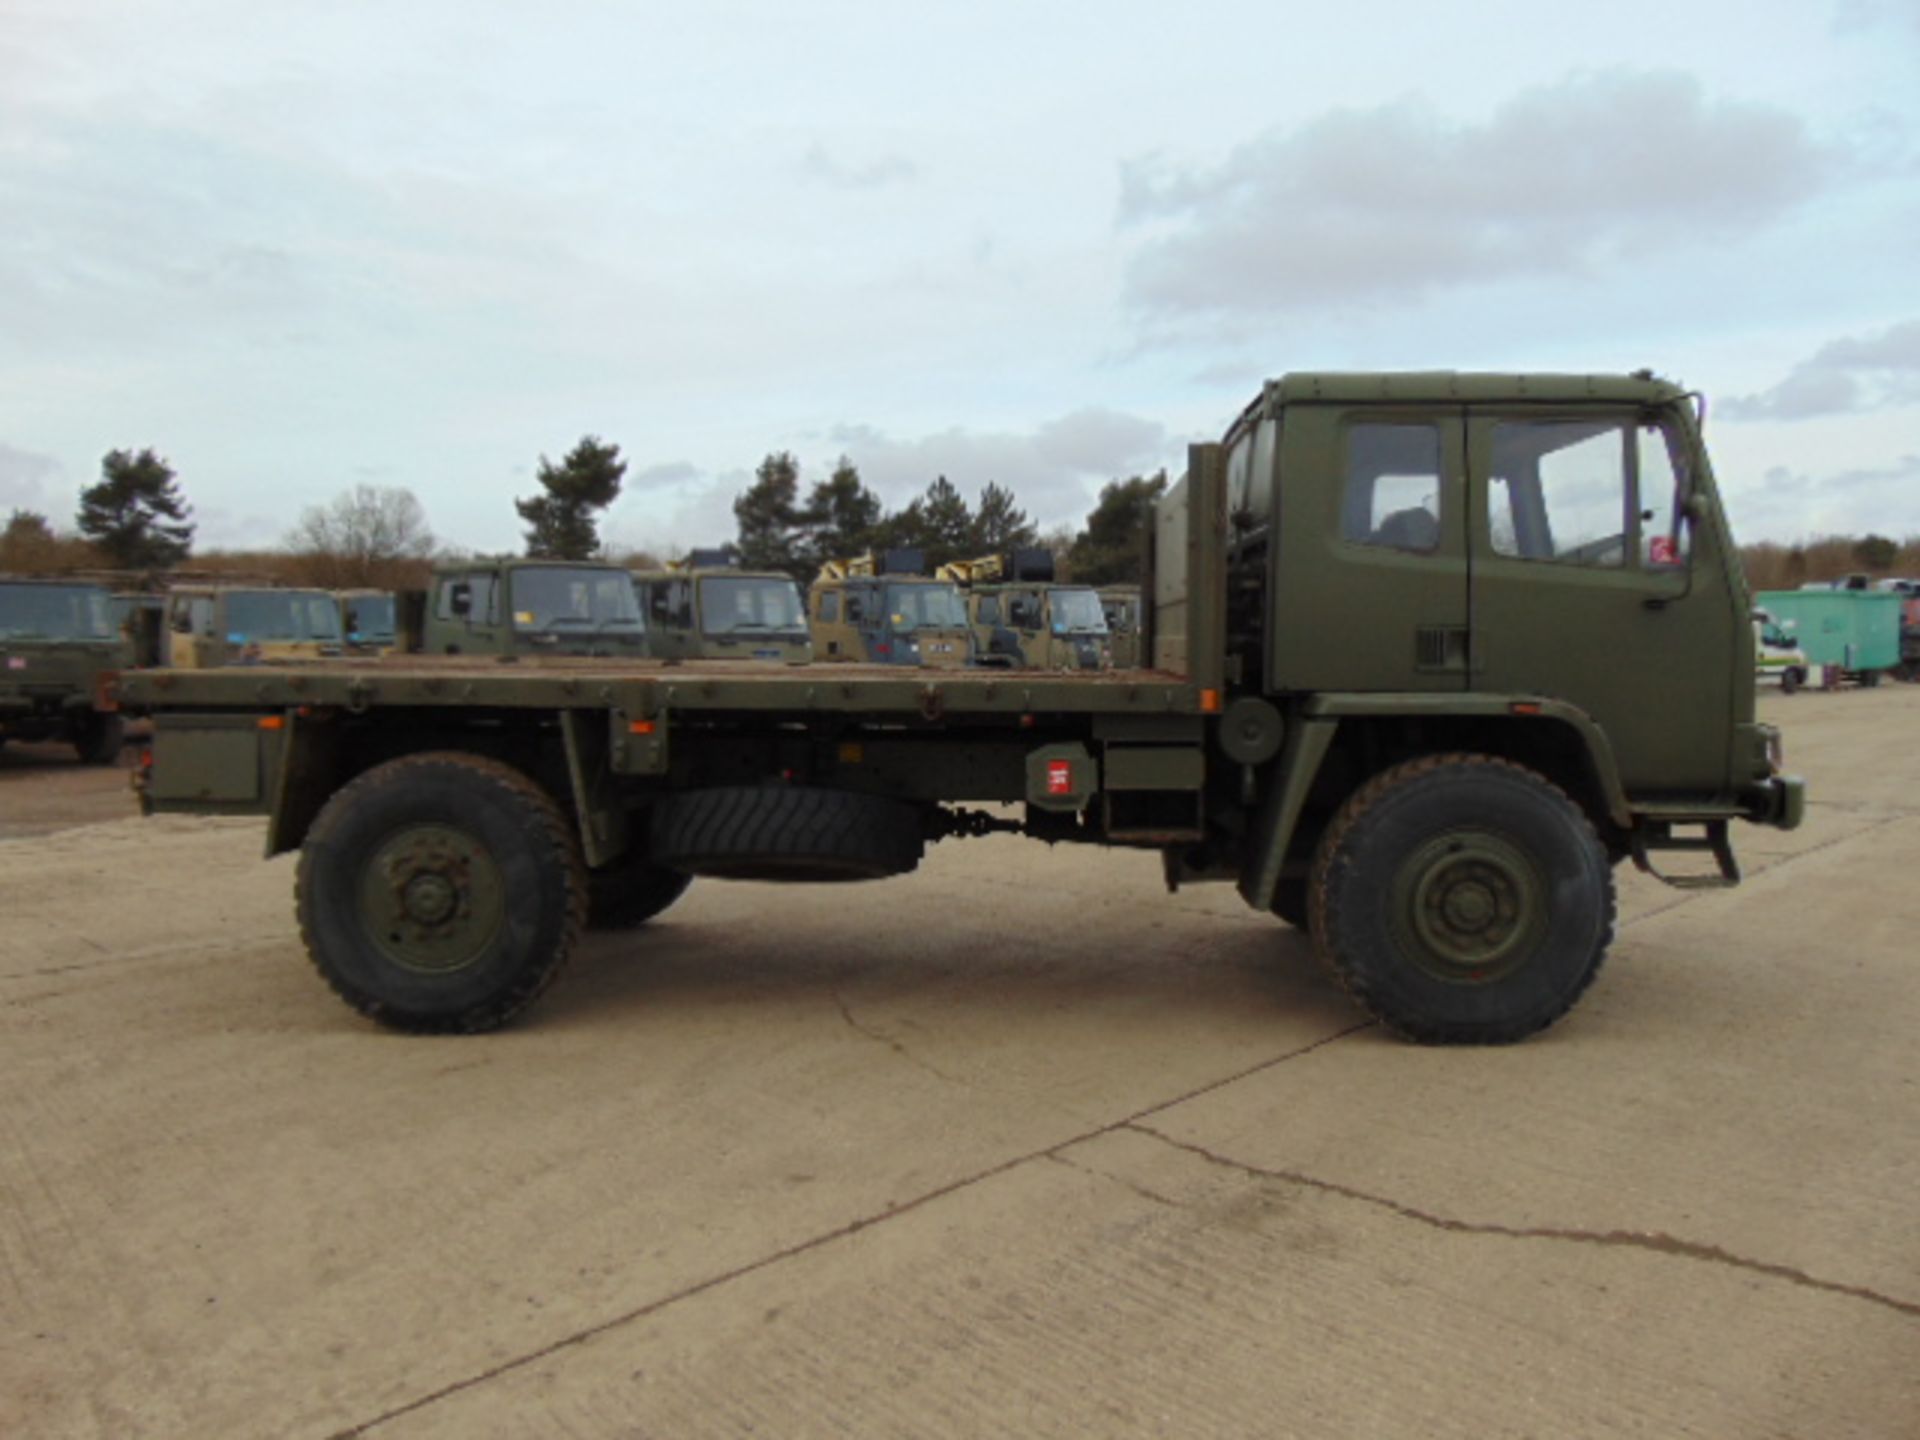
xmin=77 ymin=448 xmax=195 ymax=569
xmin=969 ymin=482 xmax=1037 ymax=556
xmin=800 ymin=456 xmax=884 ymax=570
xmin=516 ymin=436 xmax=626 ymax=559
xmin=917 ymin=475 xmax=973 ymax=569
xmin=734 ymin=451 xmax=805 ymax=575
xmin=1068 ymin=472 xmax=1168 ymax=585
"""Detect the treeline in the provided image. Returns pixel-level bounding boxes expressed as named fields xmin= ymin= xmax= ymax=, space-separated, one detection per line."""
xmin=729 ymin=452 xmax=1169 ymax=586
xmin=1739 ymin=534 xmax=1920 ymax=591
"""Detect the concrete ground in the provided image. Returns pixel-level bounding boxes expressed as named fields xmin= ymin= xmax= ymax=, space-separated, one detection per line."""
xmin=1 ymin=689 xmax=1915 ymax=1438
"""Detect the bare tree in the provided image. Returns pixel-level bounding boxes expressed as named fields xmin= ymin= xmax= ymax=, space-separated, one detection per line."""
xmin=285 ymin=485 xmax=436 ymax=589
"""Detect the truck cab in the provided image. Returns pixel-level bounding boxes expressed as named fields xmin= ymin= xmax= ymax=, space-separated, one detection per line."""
xmin=424 ymin=560 xmax=648 ymax=658
xmin=164 ymin=585 xmax=345 ymax=669
xmin=0 ymin=576 xmax=127 ymax=762
xmin=809 ymin=549 xmax=973 ymax=666
xmin=940 ymin=551 xmax=1112 ymax=671
xmin=1751 ymin=608 xmax=1809 ymax=693
xmin=632 ymin=558 xmax=812 ymax=664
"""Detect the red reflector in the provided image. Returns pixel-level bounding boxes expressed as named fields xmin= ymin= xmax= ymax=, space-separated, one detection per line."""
xmin=1509 ymin=702 xmax=1543 ymax=716
xmin=873 ymin=642 xmax=890 ymax=657
xmin=1047 ymin=759 xmax=1073 ymax=796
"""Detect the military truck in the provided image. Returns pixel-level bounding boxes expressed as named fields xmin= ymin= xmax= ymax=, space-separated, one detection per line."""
xmin=423 ymin=560 xmax=647 ymax=658
xmin=1099 ymin=584 xmax=1144 ymax=668
xmin=808 ymin=549 xmax=973 ymax=666
xmin=125 ymin=372 xmax=1801 ymax=1045
xmin=339 ymin=589 xmax=399 ymax=655
xmin=0 ymin=576 xmax=127 ymax=762
xmin=631 ymin=556 xmax=811 ymax=664
xmin=939 ymin=551 xmax=1112 ymax=670
xmin=162 ymin=585 xmax=347 ymax=669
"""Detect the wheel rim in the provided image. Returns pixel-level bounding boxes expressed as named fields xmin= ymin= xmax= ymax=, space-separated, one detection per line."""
xmin=357 ymin=823 xmax=508 ymax=974
xmin=1389 ymin=829 xmax=1549 ymax=984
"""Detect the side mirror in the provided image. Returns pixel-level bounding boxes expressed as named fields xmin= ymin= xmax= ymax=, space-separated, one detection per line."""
xmin=449 ymin=583 xmax=472 ymax=617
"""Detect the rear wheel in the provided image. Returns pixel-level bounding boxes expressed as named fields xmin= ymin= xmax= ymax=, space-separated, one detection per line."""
xmin=1779 ymin=666 xmax=1802 ymax=695
xmin=587 ymin=850 xmax=692 ymax=930
xmin=1309 ymin=755 xmax=1614 ymax=1044
xmin=296 ymin=752 xmax=585 ymax=1032
xmin=651 ymin=786 xmax=924 ymax=881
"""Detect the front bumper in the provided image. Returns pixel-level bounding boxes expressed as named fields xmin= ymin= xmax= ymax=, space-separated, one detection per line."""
xmin=1744 ymin=773 xmax=1806 ymax=830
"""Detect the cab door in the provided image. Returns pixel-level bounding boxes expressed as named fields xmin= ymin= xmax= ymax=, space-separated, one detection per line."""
xmin=1270 ymin=405 xmax=1470 ymax=692
xmin=1466 ymin=408 xmax=1736 ymax=792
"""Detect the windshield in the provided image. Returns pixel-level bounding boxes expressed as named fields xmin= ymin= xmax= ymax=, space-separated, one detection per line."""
xmin=1049 ymin=587 xmax=1108 ymax=633
xmin=883 ymin=581 xmax=969 ymax=633
xmin=511 ymin=567 xmax=646 ymax=633
xmin=698 ymin=575 xmax=806 ymax=635
xmin=225 ymin=591 xmax=344 ymax=643
xmin=344 ymin=593 xmax=396 ymax=641
xmin=0 ymin=583 xmax=116 ymax=641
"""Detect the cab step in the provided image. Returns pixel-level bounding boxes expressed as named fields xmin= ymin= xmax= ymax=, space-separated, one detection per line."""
xmin=1629 ymin=817 xmax=1741 ymax=890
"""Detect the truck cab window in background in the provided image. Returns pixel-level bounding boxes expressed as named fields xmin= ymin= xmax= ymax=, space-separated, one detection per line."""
xmin=815 ymin=589 xmax=840 ymax=624
xmin=0 ymin=584 xmax=115 ymax=640
xmin=644 ymin=579 xmax=692 ymax=629
xmin=512 ymin=568 xmax=644 ymax=632
xmin=1344 ymin=423 xmax=1442 ymax=554
xmin=227 ymin=592 xmax=343 ymax=642
xmin=1049 ymin=588 xmax=1109 ymax=634
xmin=884 ymin=583 xmax=968 ymax=633
xmin=1488 ymin=418 xmax=1689 ymax=569
xmin=437 ymin=574 xmax=497 ymax=624
xmin=698 ymin=577 xmax=805 ymax=636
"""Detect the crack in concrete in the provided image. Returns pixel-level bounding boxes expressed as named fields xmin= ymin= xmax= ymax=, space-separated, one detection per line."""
xmin=1126 ymin=1122 xmax=1920 ymax=1321
xmin=829 ymin=988 xmax=962 ymax=1085
xmin=1045 ymin=1151 xmax=1180 ymax=1209
xmin=330 ymin=1019 xmax=1375 ymax=1437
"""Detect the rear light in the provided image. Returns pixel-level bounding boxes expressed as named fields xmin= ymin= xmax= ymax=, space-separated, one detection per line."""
xmin=873 ymin=642 xmax=890 ymax=657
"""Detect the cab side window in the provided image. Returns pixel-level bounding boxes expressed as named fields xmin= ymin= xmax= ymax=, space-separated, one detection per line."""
xmin=977 ymin=594 xmax=1001 ymax=625
xmin=816 ymin=590 xmax=840 ymax=623
xmin=1488 ymin=421 xmax=1629 ymax=568
xmin=1344 ymin=424 xmax=1442 ymax=554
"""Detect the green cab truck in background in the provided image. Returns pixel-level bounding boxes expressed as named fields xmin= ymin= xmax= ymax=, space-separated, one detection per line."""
xmin=124 ymin=371 xmax=1803 ymax=1044
xmin=0 ymin=576 xmax=128 ymax=762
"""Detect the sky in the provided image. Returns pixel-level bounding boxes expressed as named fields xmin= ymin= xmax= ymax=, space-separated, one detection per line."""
xmin=2 ymin=0 xmax=1917 ymax=556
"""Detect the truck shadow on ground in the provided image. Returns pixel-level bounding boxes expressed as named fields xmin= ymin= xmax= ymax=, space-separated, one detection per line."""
xmin=542 ymin=916 xmax=1350 ymax=1035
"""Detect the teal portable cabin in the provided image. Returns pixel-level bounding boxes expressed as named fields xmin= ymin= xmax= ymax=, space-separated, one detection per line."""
xmin=1754 ymin=589 xmax=1900 ymax=679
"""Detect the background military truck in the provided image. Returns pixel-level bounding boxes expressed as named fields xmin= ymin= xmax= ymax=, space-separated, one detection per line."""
xmin=424 ymin=559 xmax=648 ymax=658
xmin=164 ymin=584 xmax=346 ymax=668
xmin=939 ymin=550 xmax=1112 ymax=670
xmin=0 ymin=576 xmax=127 ymax=762
xmin=632 ymin=553 xmax=811 ymax=664
xmin=809 ymin=549 xmax=973 ymax=666
xmin=126 ymin=371 xmax=1800 ymax=1046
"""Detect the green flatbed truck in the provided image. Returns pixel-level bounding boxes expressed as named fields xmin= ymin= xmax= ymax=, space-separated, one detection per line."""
xmin=123 ymin=372 xmax=1803 ymax=1042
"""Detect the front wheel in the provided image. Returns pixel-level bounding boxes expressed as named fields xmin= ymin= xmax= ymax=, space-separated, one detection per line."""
xmin=296 ymin=753 xmax=586 ymax=1032
xmin=1779 ymin=667 xmax=1803 ymax=695
xmin=1309 ymin=755 xmax=1614 ymax=1044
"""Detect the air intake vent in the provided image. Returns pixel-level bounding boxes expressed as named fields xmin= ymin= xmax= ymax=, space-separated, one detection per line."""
xmin=1414 ymin=625 xmax=1473 ymax=673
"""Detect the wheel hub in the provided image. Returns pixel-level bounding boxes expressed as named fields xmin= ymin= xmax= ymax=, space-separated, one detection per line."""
xmin=358 ymin=824 xmax=507 ymax=974
xmin=1393 ymin=831 xmax=1547 ymax=982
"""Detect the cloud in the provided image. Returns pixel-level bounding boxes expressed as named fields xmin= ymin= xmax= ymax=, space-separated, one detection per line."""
xmin=801 ymin=142 xmax=918 ymax=190
xmin=1120 ymin=69 xmax=1837 ymax=322
xmin=0 ymin=443 xmax=64 ymax=514
xmin=1723 ymin=451 xmax=1920 ymax=540
xmin=1721 ymin=319 xmax=1920 ymax=419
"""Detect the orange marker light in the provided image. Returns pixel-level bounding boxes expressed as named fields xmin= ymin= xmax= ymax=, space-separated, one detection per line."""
xmin=628 ymin=719 xmax=656 ymax=735
xmin=1200 ymin=688 xmax=1222 ymax=713
xmin=1509 ymin=702 xmax=1543 ymax=716
xmin=257 ymin=714 xmax=285 ymax=731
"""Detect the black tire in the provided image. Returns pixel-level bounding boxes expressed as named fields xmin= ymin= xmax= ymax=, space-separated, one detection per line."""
xmin=1308 ymin=754 xmax=1614 ymax=1045
xmin=587 ymin=850 xmax=692 ymax=930
xmin=1779 ymin=667 xmax=1802 ymax=695
xmin=72 ymin=712 xmax=126 ymax=765
xmin=651 ymin=786 xmax=924 ymax=881
xmin=1860 ymin=669 xmax=1883 ymax=688
xmin=296 ymin=752 xmax=586 ymax=1033
xmin=1271 ymin=877 xmax=1310 ymax=930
